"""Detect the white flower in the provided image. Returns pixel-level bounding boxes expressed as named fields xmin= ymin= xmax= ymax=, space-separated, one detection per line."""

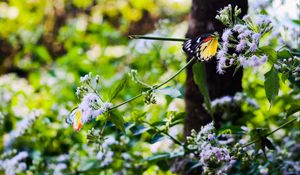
xmin=0 ymin=151 xmax=28 ymax=175
xmin=52 ymin=163 xmax=67 ymax=175
xmin=4 ymin=111 xmax=40 ymax=149
xmin=97 ymin=151 xmax=114 ymax=166
xmin=199 ymin=122 xmax=215 ymax=136
xmin=80 ymin=73 xmax=92 ymax=83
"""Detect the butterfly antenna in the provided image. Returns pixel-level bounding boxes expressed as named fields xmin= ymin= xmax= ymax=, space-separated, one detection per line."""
xmin=129 ymin=35 xmax=188 ymax=42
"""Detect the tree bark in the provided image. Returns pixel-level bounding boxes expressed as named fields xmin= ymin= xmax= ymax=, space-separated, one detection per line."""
xmin=184 ymin=0 xmax=248 ymax=136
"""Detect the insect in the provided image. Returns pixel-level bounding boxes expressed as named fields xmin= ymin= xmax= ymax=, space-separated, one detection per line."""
xmin=182 ymin=33 xmax=219 ymax=61
xmin=66 ymin=108 xmax=83 ymax=131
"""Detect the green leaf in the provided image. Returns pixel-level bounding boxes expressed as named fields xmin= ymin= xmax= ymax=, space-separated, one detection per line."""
xmin=108 ymin=112 xmax=125 ymax=132
xmin=146 ymin=153 xmax=170 ymax=162
xmin=218 ymin=128 xmax=232 ymax=134
xmin=192 ymin=62 xmax=212 ymax=114
xmin=109 ymin=75 xmax=128 ymax=101
xmin=150 ymin=134 xmax=165 ymax=144
xmin=34 ymin=46 xmax=51 ymax=63
xmin=264 ymin=67 xmax=279 ymax=103
xmin=258 ymin=46 xmax=277 ymax=64
xmin=132 ymin=125 xmax=151 ymax=136
xmin=250 ymin=128 xmax=268 ymax=152
xmin=287 ymin=103 xmax=300 ymax=116
xmin=78 ymin=160 xmax=97 ymax=171
xmin=292 ymin=19 xmax=300 ymax=25
xmin=154 ymin=86 xmax=183 ymax=98
xmin=277 ymin=49 xmax=292 ymax=60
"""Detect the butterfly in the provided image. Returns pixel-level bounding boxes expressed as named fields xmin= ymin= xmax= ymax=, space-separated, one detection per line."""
xmin=182 ymin=33 xmax=219 ymax=61
xmin=66 ymin=108 xmax=83 ymax=131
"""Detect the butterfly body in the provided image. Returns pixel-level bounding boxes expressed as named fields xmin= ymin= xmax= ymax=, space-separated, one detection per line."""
xmin=183 ymin=33 xmax=219 ymax=61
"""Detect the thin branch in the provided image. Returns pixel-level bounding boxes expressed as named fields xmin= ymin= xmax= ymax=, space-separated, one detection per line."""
xmin=108 ymin=57 xmax=196 ymax=111
xmin=242 ymin=117 xmax=298 ymax=148
xmin=129 ymin=35 xmax=189 ymax=42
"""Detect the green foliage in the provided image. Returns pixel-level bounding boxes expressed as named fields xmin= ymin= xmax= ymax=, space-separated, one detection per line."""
xmin=264 ymin=67 xmax=279 ymax=103
xmin=192 ymin=62 xmax=212 ymax=115
xmin=0 ymin=1 xmax=299 ymax=175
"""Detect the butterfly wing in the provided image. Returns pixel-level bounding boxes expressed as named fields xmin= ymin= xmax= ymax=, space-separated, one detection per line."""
xmin=66 ymin=107 xmax=83 ymax=131
xmin=183 ymin=34 xmax=218 ymax=61
xmin=182 ymin=36 xmax=203 ymax=57
xmin=199 ymin=36 xmax=219 ymax=61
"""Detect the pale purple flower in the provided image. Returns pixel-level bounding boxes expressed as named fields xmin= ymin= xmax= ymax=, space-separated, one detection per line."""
xmin=52 ymin=163 xmax=67 ymax=175
xmin=217 ymin=49 xmax=227 ymax=58
xmin=103 ymin=102 xmax=113 ymax=109
xmin=229 ymin=59 xmax=235 ymax=65
xmin=237 ymin=29 xmax=252 ymax=39
xmin=211 ymin=96 xmax=232 ymax=107
xmin=255 ymin=15 xmax=271 ymax=26
xmin=260 ymin=55 xmax=268 ymax=64
xmin=259 ymin=165 xmax=269 ymax=175
xmin=248 ymin=42 xmax=258 ymax=52
xmin=82 ymin=93 xmax=101 ymax=105
xmin=250 ymin=55 xmax=261 ymax=67
xmin=199 ymin=122 xmax=215 ymax=136
xmin=91 ymin=108 xmax=105 ymax=118
xmin=216 ymin=63 xmax=225 ymax=74
xmin=222 ymin=41 xmax=229 ymax=52
xmin=76 ymin=93 xmax=113 ymax=124
xmin=236 ymin=40 xmax=247 ymax=52
xmin=233 ymin=24 xmax=247 ymax=33
xmin=222 ymin=29 xmax=232 ymax=42
xmin=97 ymin=151 xmax=114 ymax=166
xmin=238 ymin=55 xmax=248 ymax=68
xmin=199 ymin=145 xmax=233 ymax=173
xmin=252 ymin=33 xmax=261 ymax=42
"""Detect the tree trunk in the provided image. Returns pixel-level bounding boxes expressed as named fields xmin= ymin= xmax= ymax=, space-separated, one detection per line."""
xmin=184 ymin=0 xmax=248 ymax=136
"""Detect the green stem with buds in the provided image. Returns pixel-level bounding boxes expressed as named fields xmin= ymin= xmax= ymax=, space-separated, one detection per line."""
xmin=109 ymin=57 xmax=196 ymax=111
xmin=242 ymin=117 xmax=298 ymax=148
xmin=129 ymin=35 xmax=188 ymax=42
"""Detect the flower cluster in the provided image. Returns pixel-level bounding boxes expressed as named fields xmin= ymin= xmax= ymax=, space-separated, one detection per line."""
xmin=211 ymin=92 xmax=259 ymax=110
xmin=275 ymin=56 xmax=300 ymax=82
xmin=186 ymin=122 xmax=236 ymax=174
xmin=215 ymin=5 xmax=272 ymax=74
xmin=0 ymin=151 xmax=28 ymax=175
xmin=4 ymin=110 xmax=41 ymax=149
xmin=67 ymin=73 xmax=112 ymax=131
xmin=49 ymin=163 xmax=67 ymax=175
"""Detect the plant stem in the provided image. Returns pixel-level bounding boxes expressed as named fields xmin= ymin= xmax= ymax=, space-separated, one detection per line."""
xmin=242 ymin=117 xmax=298 ymax=148
xmin=291 ymin=51 xmax=300 ymax=56
xmin=142 ymin=120 xmax=189 ymax=150
xmin=129 ymin=35 xmax=188 ymax=42
xmin=108 ymin=57 xmax=196 ymax=111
